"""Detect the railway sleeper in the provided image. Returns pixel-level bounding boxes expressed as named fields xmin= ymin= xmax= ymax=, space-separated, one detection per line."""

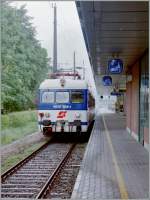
xmin=15 ymin=171 xmax=50 ymax=175
xmin=3 ymin=180 xmax=44 ymax=185
xmin=1 ymin=192 xmax=34 ymax=198
xmin=1 ymin=184 xmax=41 ymax=188
xmin=5 ymin=177 xmax=47 ymax=181
xmin=11 ymin=174 xmax=49 ymax=178
xmin=1 ymin=188 xmax=39 ymax=193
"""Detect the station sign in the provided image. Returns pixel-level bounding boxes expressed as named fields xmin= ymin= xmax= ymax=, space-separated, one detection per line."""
xmin=108 ymin=58 xmax=123 ymax=74
xmin=102 ymin=76 xmax=112 ymax=86
xmin=110 ymin=92 xmax=122 ymax=96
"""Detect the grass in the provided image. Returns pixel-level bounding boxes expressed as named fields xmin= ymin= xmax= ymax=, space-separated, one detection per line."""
xmin=1 ymin=110 xmax=38 ymax=145
xmin=1 ymin=141 xmax=45 ymax=173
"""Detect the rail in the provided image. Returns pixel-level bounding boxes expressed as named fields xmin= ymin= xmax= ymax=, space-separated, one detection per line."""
xmin=36 ymin=143 xmax=76 ymax=198
xmin=1 ymin=141 xmax=51 ymax=181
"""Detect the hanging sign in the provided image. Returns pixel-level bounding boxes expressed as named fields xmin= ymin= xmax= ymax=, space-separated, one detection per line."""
xmin=110 ymin=92 xmax=122 ymax=96
xmin=108 ymin=58 xmax=123 ymax=74
xmin=102 ymin=76 xmax=112 ymax=86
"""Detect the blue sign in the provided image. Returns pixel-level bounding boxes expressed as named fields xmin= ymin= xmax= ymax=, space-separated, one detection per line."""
xmin=102 ymin=76 xmax=112 ymax=86
xmin=108 ymin=58 xmax=123 ymax=74
xmin=110 ymin=92 xmax=122 ymax=96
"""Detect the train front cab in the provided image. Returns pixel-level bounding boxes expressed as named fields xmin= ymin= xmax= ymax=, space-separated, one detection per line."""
xmin=38 ymin=88 xmax=93 ymax=135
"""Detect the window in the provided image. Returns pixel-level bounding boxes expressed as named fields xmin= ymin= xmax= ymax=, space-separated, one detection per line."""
xmin=139 ymin=52 xmax=149 ymax=144
xmin=41 ymin=92 xmax=54 ymax=103
xmin=140 ymin=53 xmax=149 ymax=128
xmin=71 ymin=91 xmax=84 ymax=103
xmin=56 ymin=92 xmax=69 ymax=103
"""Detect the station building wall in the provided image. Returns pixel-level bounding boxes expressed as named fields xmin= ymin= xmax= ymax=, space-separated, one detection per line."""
xmin=126 ymin=82 xmax=132 ymax=132
xmin=126 ymin=62 xmax=139 ymax=141
xmin=131 ymin=62 xmax=139 ymax=135
xmin=126 ymin=51 xmax=149 ymax=151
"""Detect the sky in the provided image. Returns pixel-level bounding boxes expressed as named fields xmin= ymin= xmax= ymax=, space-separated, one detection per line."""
xmin=11 ymin=1 xmax=97 ymax=97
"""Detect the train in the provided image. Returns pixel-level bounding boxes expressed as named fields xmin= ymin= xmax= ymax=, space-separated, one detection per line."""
xmin=38 ymin=78 xmax=95 ymax=135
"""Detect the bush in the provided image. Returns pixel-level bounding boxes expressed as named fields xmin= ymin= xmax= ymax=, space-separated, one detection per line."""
xmin=2 ymin=110 xmax=37 ymax=129
xmin=1 ymin=110 xmax=38 ymax=145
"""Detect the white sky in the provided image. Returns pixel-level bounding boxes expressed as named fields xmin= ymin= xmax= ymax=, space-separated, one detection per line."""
xmin=11 ymin=1 xmax=97 ymax=96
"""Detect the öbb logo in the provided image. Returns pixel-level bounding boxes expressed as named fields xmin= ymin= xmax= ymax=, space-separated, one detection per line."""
xmin=57 ymin=111 xmax=67 ymax=118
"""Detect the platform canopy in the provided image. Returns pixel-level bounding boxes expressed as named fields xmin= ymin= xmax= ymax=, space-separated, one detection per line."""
xmin=76 ymin=1 xmax=148 ymax=94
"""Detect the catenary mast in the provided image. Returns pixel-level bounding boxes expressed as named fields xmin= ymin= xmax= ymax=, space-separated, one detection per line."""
xmin=53 ymin=4 xmax=57 ymax=73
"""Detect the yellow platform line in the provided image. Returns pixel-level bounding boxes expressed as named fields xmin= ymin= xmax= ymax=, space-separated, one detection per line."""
xmin=102 ymin=115 xmax=129 ymax=199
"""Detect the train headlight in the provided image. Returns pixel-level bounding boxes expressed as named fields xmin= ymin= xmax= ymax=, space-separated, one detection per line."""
xmin=75 ymin=113 xmax=81 ymax=119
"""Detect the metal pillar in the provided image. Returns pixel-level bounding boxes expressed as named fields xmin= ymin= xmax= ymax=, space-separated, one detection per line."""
xmin=53 ymin=4 xmax=57 ymax=73
xmin=73 ymin=51 xmax=76 ymax=79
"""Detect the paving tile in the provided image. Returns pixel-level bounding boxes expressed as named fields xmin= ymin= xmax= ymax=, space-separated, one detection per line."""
xmin=71 ymin=114 xmax=149 ymax=199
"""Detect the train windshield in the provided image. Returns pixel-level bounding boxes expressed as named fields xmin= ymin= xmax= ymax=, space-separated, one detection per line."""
xmin=71 ymin=91 xmax=84 ymax=103
xmin=41 ymin=92 xmax=54 ymax=103
xmin=56 ymin=92 xmax=69 ymax=103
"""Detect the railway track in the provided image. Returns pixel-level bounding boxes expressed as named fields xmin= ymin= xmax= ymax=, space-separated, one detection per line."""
xmin=1 ymin=140 xmax=77 ymax=199
xmin=44 ymin=143 xmax=85 ymax=199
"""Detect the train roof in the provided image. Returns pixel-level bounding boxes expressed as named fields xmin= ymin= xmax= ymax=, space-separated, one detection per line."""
xmin=39 ymin=79 xmax=88 ymax=90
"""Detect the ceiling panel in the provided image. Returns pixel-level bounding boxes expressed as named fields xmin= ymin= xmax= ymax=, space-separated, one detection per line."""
xmin=94 ymin=1 xmax=148 ymax=11
xmin=76 ymin=1 xmax=148 ymax=86
xmin=97 ymin=31 xmax=148 ymax=38
xmin=99 ymin=22 xmax=148 ymax=31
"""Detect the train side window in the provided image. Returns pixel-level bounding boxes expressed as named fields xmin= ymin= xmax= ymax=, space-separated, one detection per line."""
xmin=41 ymin=92 xmax=54 ymax=103
xmin=71 ymin=91 xmax=84 ymax=103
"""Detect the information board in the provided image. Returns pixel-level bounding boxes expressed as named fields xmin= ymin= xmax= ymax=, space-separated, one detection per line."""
xmin=110 ymin=92 xmax=122 ymax=96
xmin=102 ymin=76 xmax=112 ymax=86
xmin=108 ymin=58 xmax=123 ymax=74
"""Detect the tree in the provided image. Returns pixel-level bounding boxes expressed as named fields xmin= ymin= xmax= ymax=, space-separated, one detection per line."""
xmin=1 ymin=2 xmax=49 ymax=112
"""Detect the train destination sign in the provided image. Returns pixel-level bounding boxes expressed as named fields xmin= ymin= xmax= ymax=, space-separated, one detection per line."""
xmin=108 ymin=58 xmax=123 ymax=74
xmin=102 ymin=76 xmax=112 ymax=86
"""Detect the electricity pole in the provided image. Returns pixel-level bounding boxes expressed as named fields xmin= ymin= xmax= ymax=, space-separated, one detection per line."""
xmin=73 ymin=51 xmax=76 ymax=79
xmin=53 ymin=4 xmax=57 ymax=73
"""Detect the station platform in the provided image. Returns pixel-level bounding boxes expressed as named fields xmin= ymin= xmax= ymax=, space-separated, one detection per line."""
xmin=72 ymin=113 xmax=149 ymax=199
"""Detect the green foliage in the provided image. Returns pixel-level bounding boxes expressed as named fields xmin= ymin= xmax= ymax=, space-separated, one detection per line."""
xmin=1 ymin=122 xmax=38 ymax=145
xmin=1 ymin=110 xmax=37 ymax=129
xmin=1 ymin=110 xmax=38 ymax=145
xmin=1 ymin=141 xmax=45 ymax=173
xmin=1 ymin=2 xmax=49 ymax=112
